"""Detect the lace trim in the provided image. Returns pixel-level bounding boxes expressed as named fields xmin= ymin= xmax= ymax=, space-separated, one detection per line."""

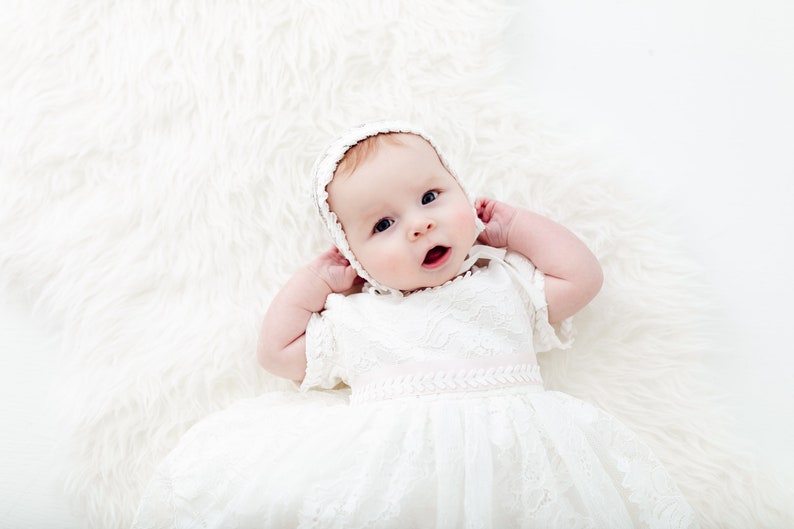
xmin=350 ymin=362 xmax=543 ymax=404
xmin=364 ymin=266 xmax=478 ymax=296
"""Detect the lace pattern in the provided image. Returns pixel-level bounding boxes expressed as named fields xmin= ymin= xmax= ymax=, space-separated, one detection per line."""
xmin=132 ymin=390 xmax=698 ymax=529
xmin=301 ymin=251 xmax=573 ymax=392
xmin=301 ymin=311 xmax=344 ymax=390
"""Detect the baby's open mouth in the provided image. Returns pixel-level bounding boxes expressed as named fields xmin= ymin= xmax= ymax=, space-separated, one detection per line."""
xmin=423 ymin=245 xmax=450 ymax=267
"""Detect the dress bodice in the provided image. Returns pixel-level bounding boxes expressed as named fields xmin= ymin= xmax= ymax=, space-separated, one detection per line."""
xmin=301 ymin=249 xmax=573 ymax=392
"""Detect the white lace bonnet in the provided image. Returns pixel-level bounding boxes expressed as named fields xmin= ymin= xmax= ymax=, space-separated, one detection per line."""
xmin=311 ymin=120 xmax=484 ymax=296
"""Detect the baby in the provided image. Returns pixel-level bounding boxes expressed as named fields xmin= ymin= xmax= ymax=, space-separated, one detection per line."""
xmin=132 ymin=121 xmax=697 ymax=529
xmin=258 ymin=128 xmax=603 ymax=381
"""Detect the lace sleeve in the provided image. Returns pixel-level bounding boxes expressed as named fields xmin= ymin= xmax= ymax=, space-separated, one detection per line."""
xmin=299 ymin=304 xmax=347 ymax=391
xmin=504 ymin=251 xmax=575 ymax=353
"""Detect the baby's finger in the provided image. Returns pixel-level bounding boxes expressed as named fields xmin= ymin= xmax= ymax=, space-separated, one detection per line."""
xmin=323 ymin=246 xmax=341 ymax=260
xmin=477 ymin=199 xmax=492 ymax=221
xmin=331 ymin=247 xmax=351 ymax=263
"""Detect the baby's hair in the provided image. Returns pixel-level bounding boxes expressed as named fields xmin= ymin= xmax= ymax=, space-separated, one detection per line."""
xmin=334 ymin=132 xmax=408 ymax=179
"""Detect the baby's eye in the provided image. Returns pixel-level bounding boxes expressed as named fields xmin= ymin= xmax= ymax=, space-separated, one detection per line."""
xmin=374 ymin=218 xmax=394 ymax=233
xmin=421 ymin=191 xmax=438 ymax=205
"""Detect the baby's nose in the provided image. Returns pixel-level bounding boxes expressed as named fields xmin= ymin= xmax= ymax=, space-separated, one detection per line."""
xmin=411 ymin=218 xmax=436 ymax=239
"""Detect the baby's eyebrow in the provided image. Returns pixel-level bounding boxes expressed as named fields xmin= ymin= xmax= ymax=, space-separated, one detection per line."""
xmin=344 ymin=206 xmax=386 ymax=235
xmin=357 ymin=203 xmax=385 ymax=222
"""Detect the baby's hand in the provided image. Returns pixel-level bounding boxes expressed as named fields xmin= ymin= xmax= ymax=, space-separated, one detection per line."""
xmin=475 ymin=197 xmax=517 ymax=249
xmin=307 ymin=246 xmax=361 ymax=294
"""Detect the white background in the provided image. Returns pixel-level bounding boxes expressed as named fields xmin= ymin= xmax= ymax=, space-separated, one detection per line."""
xmin=507 ymin=0 xmax=794 ymax=488
xmin=2 ymin=1 xmax=793 ymax=526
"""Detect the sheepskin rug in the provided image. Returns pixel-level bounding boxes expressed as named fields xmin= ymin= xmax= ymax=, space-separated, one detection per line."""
xmin=1 ymin=1 xmax=790 ymax=528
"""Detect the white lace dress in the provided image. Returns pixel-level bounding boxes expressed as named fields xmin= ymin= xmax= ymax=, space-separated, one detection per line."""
xmin=132 ymin=250 xmax=698 ymax=529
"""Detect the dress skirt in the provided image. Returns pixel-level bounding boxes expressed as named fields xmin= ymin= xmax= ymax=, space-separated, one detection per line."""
xmin=131 ymin=385 xmax=697 ymax=529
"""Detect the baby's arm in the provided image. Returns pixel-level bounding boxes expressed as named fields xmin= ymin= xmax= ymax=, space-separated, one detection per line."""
xmin=476 ymin=198 xmax=603 ymax=324
xmin=257 ymin=247 xmax=359 ymax=381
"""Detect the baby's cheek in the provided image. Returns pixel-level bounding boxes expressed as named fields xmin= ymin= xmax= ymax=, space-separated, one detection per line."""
xmin=360 ymin=244 xmax=400 ymax=281
xmin=454 ymin=207 xmax=478 ymax=232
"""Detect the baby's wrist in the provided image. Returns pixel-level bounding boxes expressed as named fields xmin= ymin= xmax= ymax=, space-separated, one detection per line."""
xmin=301 ymin=265 xmax=335 ymax=297
xmin=503 ymin=206 xmax=520 ymax=249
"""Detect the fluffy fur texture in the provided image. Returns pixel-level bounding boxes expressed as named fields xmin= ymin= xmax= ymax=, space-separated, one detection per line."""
xmin=1 ymin=1 xmax=789 ymax=528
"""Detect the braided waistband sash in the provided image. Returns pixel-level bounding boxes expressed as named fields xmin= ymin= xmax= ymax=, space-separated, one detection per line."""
xmin=350 ymin=353 xmax=543 ymax=404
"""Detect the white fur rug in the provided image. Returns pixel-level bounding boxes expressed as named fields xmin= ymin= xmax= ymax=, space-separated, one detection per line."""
xmin=1 ymin=1 xmax=790 ymax=528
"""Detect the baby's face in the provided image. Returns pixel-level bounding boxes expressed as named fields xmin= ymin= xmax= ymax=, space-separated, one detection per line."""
xmin=328 ymin=133 xmax=478 ymax=292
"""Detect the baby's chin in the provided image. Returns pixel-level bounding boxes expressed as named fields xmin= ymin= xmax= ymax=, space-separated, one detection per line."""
xmin=382 ymin=264 xmax=468 ymax=293
xmin=367 ymin=241 xmax=477 ymax=292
